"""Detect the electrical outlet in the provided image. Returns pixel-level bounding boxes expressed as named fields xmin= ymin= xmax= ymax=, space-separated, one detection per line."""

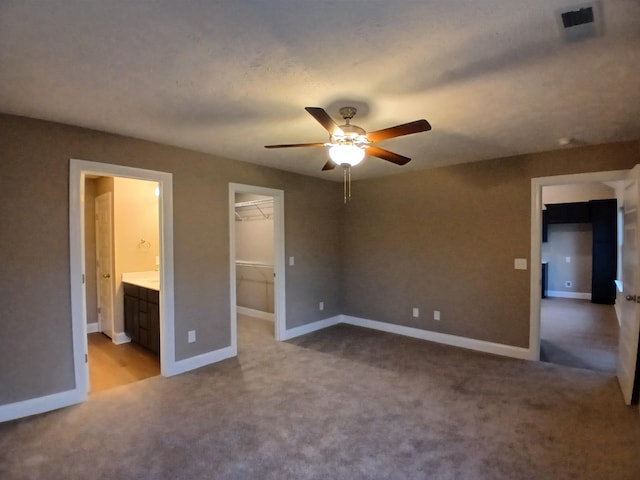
xmin=565 ymin=281 xmax=572 ymax=288
xmin=412 ymin=307 xmax=419 ymax=318
xmin=188 ymin=330 xmax=196 ymax=343
xmin=434 ymin=310 xmax=441 ymax=321
xmin=565 ymin=256 xmax=571 ymax=263
xmin=319 ymin=301 xmax=324 ymax=311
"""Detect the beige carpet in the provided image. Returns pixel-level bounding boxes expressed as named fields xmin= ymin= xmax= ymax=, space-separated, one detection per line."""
xmin=1 ymin=315 xmax=639 ymax=479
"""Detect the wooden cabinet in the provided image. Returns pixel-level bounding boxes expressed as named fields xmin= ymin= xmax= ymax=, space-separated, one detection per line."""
xmin=590 ymin=199 xmax=617 ymax=304
xmin=124 ymin=283 xmax=160 ymax=355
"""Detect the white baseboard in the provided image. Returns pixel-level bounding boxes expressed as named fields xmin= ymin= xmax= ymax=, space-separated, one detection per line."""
xmin=165 ymin=345 xmax=236 ymax=376
xmin=0 ymin=388 xmax=86 ymax=423
xmin=341 ymin=315 xmax=535 ymax=361
xmin=86 ymin=322 xmax=99 ymax=334
xmin=281 ymin=315 xmax=342 ymax=341
xmin=113 ymin=332 xmax=131 ymax=345
xmin=615 ymin=302 xmax=623 ymax=327
xmin=547 ymin=291 xmax=591 ymax=300
xmin=237 ymin=306 xmax=274 ymax=321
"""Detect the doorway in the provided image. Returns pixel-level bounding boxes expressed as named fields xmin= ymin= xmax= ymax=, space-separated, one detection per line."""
xmin=85 ymin=176 xmax=162 ymax=392
xmin=539 ymin=184 xmax=620 ymax=373
xmin=530 ymin=169 xmax=628 ymax=363
xmin=228 ymin=183 xmax=286 ymax=352
xmin=69 ymin=159 xmax=176 ymax=402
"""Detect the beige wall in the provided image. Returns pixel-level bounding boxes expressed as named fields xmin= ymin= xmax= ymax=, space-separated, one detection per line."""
xmin=84 ymin=179 xmax=98 ymax=325
xmin=543 ymin=182 xmax=616 ymax=204
xmin=112 ymin=177 xmax=160 ymax=334
xmin=0 ymin=113 xmax=343 ymax=405
xmin=342 ymin=143 xmax=639 ymax=348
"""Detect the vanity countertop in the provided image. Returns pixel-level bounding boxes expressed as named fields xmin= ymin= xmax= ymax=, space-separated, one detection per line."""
xmin=122 ymin=271 xmax=160 ymax=291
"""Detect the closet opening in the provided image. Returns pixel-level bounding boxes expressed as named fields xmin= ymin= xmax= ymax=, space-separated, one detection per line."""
xmin=235 ymin=193 xmax=275 ymax=343
xmin=228 ymin=183 xmax=286 ymax=352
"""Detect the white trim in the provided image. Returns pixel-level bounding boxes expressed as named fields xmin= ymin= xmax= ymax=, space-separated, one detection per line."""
xmin=236 ymin=306 xmax=274 ymax=321
xmin=229 ymin=183 xmax=286 ymax=349
xmin=547 ymin=291 xmax=592 ymax=300
xmin=281 ymin=316 xmax=342 ymax=341
xmin=164 ymin=346 xmax=236 ymax=376
xmin=530 ymin=169 xmax=629 ymax=363
xmin=112 ymin=332 xmax=132 ymax=344
xmin=0 ymin=389 xmax=84 ymax=423
xmin=341 ymin=315 xmax=535 ymax=360
xmin=86 ymin=322 xmax=99 ymax=334
xmin=69 ymin=159 xmax=177 ymax=401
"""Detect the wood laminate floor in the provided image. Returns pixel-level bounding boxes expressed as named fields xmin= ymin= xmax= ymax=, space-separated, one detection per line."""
xmin=540 ymin=297 xmax=619 ymax=373
xmin=88 ymin=333 xmax=160 ymax=394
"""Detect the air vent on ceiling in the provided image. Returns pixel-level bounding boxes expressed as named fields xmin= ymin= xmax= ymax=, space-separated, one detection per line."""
xmin=561 ymin=7 xmax=594 ymax=28
xmin=556 ymin=2 xmax=602 ymax=42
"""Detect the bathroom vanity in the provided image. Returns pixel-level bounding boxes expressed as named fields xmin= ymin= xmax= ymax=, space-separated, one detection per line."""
xmin=122 ymin=272 xmax=160 ymax=355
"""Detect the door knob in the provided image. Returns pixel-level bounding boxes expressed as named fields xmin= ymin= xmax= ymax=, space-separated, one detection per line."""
xmin=626 ymin=294 xmax=636 ymax=302
xmin=102 ymin=273 xmax=111 ymax=278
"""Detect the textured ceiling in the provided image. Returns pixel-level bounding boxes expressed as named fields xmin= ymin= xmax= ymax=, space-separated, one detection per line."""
xmin=1 ymin=1 xmax=639 ymax=180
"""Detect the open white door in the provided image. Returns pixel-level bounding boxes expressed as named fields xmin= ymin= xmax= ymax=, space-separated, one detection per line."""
xmin=95 ymin=192 xmax=115 ymax=339
xmin=618 ymin=165 xmax=640 ymax=405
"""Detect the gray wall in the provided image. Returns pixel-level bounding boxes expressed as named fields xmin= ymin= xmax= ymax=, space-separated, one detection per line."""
xmin=0 ymin=112 xmax=638 ymax=408
xmin=542 ymin=224 xmax=593 ymax=294
xmin=0 ymin=114 xmax=343 ymax=405
xmin=342 ymin=144 xmax=639 ymax=348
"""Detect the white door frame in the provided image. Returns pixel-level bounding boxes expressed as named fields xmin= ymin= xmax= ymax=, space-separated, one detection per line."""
xmin=70 ymin=159 xmax=176 ymax=400
xmin=529 ymin=169 xmax=629 ymax=361
xmin=229 ymin=183 xmax=286 ymax=348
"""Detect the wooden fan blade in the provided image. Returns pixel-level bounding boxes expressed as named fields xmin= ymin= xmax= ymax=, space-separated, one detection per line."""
xmin=366 ymin=146 xmax=411 ymax=166
xmin=305 ymin=107 xmax=344 ymax=136
xmin=264 ymin=142 xmax=326 ymax=149
xmin=321 ymin=160 xmax=336 ymax=171
xmin=366 ymin=119 xmax=431 ymax=143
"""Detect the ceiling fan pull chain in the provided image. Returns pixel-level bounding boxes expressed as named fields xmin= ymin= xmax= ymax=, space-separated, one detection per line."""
xmin=343 ymin=165 xmax=352 ymax=204
xmin=343 ymin=166 xmax=347 ymax=204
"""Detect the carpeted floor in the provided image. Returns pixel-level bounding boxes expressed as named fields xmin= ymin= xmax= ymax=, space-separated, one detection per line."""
xmin=540 ymin=298 xmax=619 ymax=373
xmin=1 ymin=315 xmax=639 ymax=479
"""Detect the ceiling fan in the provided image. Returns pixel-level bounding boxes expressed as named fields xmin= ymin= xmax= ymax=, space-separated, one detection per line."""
xmin=265 ymin=106 xmax=431 ymax=202
xmin=265 ymin=106 xmax=432 ymax=171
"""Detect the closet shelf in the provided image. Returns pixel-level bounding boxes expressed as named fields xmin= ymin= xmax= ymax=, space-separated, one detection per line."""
xmin=236 ymin=260 xmax=274 ymax=269
xmin=235 ymin=198 xmax=273 ymax=221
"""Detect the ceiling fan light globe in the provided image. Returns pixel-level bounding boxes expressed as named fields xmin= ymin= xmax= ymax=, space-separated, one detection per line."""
xmin=329 ymin=145 xmax=365 ymax=167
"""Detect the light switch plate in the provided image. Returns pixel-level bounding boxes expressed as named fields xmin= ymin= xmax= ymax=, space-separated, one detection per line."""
xmin=289 ymin=256 xmax=295 ymax=266
xmin=514 ymin=258 xmax=527 ymax=270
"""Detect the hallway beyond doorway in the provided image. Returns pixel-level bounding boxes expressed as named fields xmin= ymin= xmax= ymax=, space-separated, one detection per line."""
xmin=540 ymin=298 xmax=618 ymax=373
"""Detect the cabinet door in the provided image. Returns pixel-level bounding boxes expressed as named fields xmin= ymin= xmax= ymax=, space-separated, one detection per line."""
xmin=148 ymin=302 xmax=160 ymax=355
xmin=124 ymin=295 xmax=139 ymax=342
xmin=591 ymin=199 xmax=617 ymax=304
